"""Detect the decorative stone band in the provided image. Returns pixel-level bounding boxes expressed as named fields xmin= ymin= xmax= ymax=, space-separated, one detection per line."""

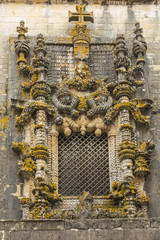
xmin=15 ymin=40 xmax=29 ymax=59
xmin=118 ymin=141 xmax=136 ymax=162
xmin=32 ymin=145 xmax=49 ymax=162
xmin=119 ymin=124 xmax=134 ymax=131
xmin=113 ymin=81 xmax=135 ymax=99
xmin=31 ymin=81 xmax=51 ymax=100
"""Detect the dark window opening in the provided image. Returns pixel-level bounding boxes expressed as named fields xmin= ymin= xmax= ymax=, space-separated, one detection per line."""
xmin=58 ymin=133 xmax=110 ymax=196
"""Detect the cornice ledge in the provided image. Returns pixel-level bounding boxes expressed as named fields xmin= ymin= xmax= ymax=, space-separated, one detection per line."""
xmin=0 ymin=0 xmax=156 ymax=6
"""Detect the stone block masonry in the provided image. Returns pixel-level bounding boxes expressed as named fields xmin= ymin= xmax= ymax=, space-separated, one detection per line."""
xmin=0 ymin=219 xmax=160 ymax=240
xmin=0 ymin=3 xmax=160 ymax=107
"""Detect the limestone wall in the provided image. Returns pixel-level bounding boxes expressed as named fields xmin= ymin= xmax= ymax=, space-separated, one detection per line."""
xmin=0 ymin=2 xmax=160 ymax=220
xmin=0 ymin=219 xmax=160 ymax=240
xmin=0 ymin=3 xmax=160 ymax=105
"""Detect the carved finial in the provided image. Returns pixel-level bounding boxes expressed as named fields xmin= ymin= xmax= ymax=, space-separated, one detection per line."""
xmin=36 ymin=34 xmax=45 ymax=48
xmin=16 ymin=20 xmax=28 ymax=39
xmin=15 ymin=20 xmax=29 ymax=67
xmin=33 ymin=34 xmax=47 ymax=62
xmin=69 ymin=5 xmax=93 ymax=24
xmin=114 ymin=34 xmax=128 ymax=56
xmin=32 ymin=33 xmax=49 ymax=77
xmin=134 ymin=22 xmax=143 ymax=37
xmin=114 ymin=34 xmax=131 ymax=75
xmin=133 ymin=22 xmax=147 ymax=68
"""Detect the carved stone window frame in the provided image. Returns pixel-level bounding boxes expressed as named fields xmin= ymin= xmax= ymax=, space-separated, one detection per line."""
xmin=12 ymin=7 xmax=154 ymax=220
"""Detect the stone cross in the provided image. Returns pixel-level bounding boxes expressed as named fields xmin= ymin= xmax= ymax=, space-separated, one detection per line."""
xmin=69 ymin=5 xmax=93 ymax=24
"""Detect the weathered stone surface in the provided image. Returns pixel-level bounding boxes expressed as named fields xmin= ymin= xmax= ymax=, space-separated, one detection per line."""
xmin=0 ymin=219 xmax=159 ymax=240
xmin=123 ymin=229 xmax=160 ymax=240
xmin=0 ymin=231 xmax=4 ymax=240
xmin=90 ymin=229 xmax=124 ymax=240
xmin=0 ymin=0 xmax=156 ymax=5
xmin=0 ymin=0 xmax=160 ymax=228
xmin=10 ymin=231 xmax=31 ymax=240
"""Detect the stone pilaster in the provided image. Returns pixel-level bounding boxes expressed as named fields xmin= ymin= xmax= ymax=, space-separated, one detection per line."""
xmin=108 ymin=134 xmax=117 ymax=188
xmin=51 ymin=125 xmax=59 ymax=191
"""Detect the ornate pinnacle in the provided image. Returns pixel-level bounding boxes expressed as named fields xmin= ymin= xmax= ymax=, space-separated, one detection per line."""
xmin=16 ymin=20 xmax=28 ymax=40
xmin=31 ymin=34 xmax=50 ymax=100
xmin=114 ymin=34 xmax=131 ymax=73
xmin=134 ymin=22 xmax=143 ymax=38
xmin=114 ymin=34 xmax=128 ymax=56
xmin=15 ymin=20 xmax=29 ymax=66
xmin=36 ymin=34 xmax=45 ymax=49
xmin=32 ymin=34 xmax=49 ymax=71
xmin=34 ymin=34 xmax=47 ymax=58
xmin=133 ymin=22 xmax=147 ymax=68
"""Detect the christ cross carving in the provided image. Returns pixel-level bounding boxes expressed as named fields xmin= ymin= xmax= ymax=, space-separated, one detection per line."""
xmin=69 ymin=5 xmax=93 ymax=24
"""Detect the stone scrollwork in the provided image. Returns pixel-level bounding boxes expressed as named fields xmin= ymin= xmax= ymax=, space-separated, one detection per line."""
xmin=12 ymin=5 xmax=153 ymax=220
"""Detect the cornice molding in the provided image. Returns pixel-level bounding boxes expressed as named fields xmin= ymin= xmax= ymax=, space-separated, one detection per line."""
xmin=0 ymin=0 xmax=156 ymax=5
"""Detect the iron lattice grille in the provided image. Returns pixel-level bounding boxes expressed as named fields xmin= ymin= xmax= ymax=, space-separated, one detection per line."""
xmin=58 ymin=133 xmax=110 ymax=196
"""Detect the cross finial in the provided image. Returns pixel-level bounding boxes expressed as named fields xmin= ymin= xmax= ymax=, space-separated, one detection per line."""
xmin=69 ymin=5 xmax=93 ymax=24
xmin=16 ymin=20 xmax=28 ymax=39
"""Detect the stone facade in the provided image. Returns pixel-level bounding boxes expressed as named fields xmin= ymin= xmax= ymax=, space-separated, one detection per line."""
xmin=0 ymin=218 xmax=160 ymax=240
xmin=0 ymin=0 xmax=160 ymax=239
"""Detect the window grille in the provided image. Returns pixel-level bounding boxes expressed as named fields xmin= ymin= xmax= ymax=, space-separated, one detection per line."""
xmin=58 ymin=133 xmax=110 ymax=196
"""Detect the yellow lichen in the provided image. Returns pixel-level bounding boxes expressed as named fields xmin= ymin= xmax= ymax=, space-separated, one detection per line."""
xmin=0 ymin=116 xmax=9 ymax=130
xmin=106 ymin=102 xmax=150 ymax=126
xmin=77 ymin=96 xmax=88 ymax=112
